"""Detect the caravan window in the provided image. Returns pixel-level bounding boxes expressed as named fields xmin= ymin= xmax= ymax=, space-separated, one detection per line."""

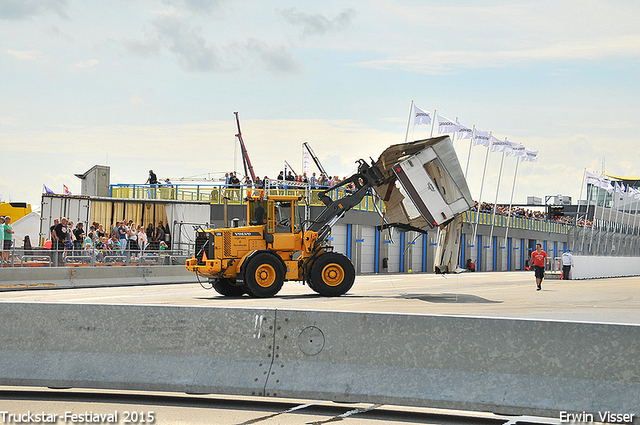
xmin=423 ymin=158 xmax=463 ymax=205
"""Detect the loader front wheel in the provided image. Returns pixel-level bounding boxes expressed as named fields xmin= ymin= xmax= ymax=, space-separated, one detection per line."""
xmin=212 ymin=277 xmax=245 ymax=297
xmin=244 ymin=253 xmax=285 ymax=298
xmin=309 ymin=252 xmax=355 ymax=297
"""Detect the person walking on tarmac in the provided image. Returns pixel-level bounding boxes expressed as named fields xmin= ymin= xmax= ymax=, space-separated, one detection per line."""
xmin=531 ymin=243 xmax=550 ymax=291
xmin=561 ymin=249 xmax=573 ymax=280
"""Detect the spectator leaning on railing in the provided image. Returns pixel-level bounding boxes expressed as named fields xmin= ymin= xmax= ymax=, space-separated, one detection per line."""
xmin=471 ymin=201 xmax=575 ymax=225
xmin=1 ymin=216 xmax=14 ymax=264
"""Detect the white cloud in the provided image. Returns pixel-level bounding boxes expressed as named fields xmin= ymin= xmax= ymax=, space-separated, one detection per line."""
xmin=277 ymin=7 xmax=356 ymax=37
xmin=129 ymin=94 xmax=146 ymax=107
xmin=3 ymin=49 xmax=45 ymax=61
xmin=0 ymin=0 xmax=69 ymax=21
xmin=74 ymin=59 xmax=99 ymax=68
xmin=355 ymin=35 xmax=640 ymax=74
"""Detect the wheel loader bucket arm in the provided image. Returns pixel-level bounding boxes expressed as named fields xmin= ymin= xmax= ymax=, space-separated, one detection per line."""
xmin=308 ymin=160 xmax=384 ymax=235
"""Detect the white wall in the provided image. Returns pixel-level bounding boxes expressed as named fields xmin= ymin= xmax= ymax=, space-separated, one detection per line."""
xmin=572 ymin=256 xmax=640 ymax=279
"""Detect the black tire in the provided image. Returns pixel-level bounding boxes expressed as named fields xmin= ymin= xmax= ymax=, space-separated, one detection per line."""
xmin=211 ymin=277 xmax=245 ymax=297
xmin=309 ymin=252 xmax=355 ymax=297
xmin=243 ymin=253 xmax=285 ymax=298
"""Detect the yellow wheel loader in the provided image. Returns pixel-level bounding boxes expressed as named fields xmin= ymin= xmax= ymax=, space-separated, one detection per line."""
xmin=186 ymin=136 xmax=474 ymax=297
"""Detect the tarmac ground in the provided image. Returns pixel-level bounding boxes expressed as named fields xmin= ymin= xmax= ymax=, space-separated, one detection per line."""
xmin=1 ymin=270 xmax=638 ymax=324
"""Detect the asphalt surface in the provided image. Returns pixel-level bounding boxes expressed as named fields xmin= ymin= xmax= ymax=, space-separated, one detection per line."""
xmin=1 ymin=271 xmax=639 ymax=324
xmin=1 ymin=271 xmax=638 ymax=424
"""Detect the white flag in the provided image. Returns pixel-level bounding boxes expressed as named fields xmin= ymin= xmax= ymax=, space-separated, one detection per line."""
xmin=472 ymin=128 xmax=490 ymax=147
xmin=436 ymin=114 xmax=460 ymax=134
xmin=626 ymin=185 xmax=636 ymax=198
xmin=505 ymin=141 xmax=526 ymax=157
xmin=490 ymin=135 xmax=511 ymax=153
xmin=457 ymin=123 xmax=473 ymax=140
xmin=586 ymin=171 xmax=615 ymax=193
xmin=522 ymin=148 xmax=538 ymax=162
xmin=585 ymin=171 xmax=604 ymax=187
xmin=615 ymin=182 xmax=625 ymax=195
xmin=604 ymin=180 xmax=614 ymax=194
xmin=414 ymin=106 xmax=431 ymax=125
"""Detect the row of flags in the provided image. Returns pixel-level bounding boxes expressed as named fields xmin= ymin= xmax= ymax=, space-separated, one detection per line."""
xmin=413 ymin=105 xmax=538 ymax=162
xmin=586 ymin=171 xmax=640 ymax=199
xmin=43 ymin=184 xmax=72 ymax=196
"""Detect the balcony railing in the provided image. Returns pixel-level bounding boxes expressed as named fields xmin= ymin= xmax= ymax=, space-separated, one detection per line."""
xmin=110 ymin=183 xmax=382 ymax=213
xmin=462 ymin=210 xmax=570 ymax=234
xmin=109 ymin=184 xmax=573 ymax=234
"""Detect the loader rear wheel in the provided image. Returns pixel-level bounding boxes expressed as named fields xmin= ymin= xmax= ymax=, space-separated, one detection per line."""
xmin=211 ymin=277 xmax=245 ymax=297
xmin=243 ymin=253 xmax=284 ymax=298
xmin=309 ymin=252 xmax=355 ymax=297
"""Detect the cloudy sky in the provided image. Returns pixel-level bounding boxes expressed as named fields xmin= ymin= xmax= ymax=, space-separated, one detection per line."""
xmin=2 ymin=0 xmax=640 ymax=210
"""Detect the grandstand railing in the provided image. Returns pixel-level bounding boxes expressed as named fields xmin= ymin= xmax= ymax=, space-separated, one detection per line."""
xmin=110 ymin=184 xmax=575 ymax=234
xmin=463 ymin=210 xmax=570 ymax=235
xmin=110 ymin=183 xmax=382 ymax=213
xmin=0 ymin=247 xmax=189 ymax=268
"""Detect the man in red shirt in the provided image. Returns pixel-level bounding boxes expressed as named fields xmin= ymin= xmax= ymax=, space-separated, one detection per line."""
xmin=531 ymin=243 xmax=549 ymax=291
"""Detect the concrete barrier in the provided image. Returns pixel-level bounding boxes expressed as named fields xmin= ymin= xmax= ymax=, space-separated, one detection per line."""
xmin=0 ymin=266 xmax=199 ymax=291
xmin=0 ymin=303 xmax=275 ymax=396
xmin=572 ymin=255 xmax=640 ymax=279
xmin=269 ymin=309 xmax=639 ymax=420
xmin=0 ymin=303 xmax=637 ymax=422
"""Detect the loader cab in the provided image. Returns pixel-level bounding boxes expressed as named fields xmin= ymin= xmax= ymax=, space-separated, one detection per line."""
xmin=247 ymin=195 xmax=301 ymax=234
xmin=248 ymin=199 xmax=267 ymax=226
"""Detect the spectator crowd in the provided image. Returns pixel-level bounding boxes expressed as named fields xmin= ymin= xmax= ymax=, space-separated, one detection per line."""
xmin=222 ymin=171 xmax=355 ymax=191
xmin=48 ymin=218 xmax=171 ymax=265
xmin=471 ymin=201 xmax=576 ymax=225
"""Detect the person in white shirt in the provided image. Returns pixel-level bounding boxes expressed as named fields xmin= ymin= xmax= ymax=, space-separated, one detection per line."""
xmin=561 ymin=249 xmax=573 ymax=280
xmin=136 ymin=225 xmax=148 ymax=252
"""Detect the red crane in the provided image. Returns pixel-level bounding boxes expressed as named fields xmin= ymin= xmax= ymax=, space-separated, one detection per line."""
xmin=234 ymin=111 xmax=257 ymax=183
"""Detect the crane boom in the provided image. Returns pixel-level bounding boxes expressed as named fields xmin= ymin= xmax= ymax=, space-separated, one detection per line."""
xmin=234 ymin=112 xmax=257 ymax=182
xmin=284 ymin=160 xmax=298 ymax=178
xmin=303 ymin=141 xmax=329 ymax=178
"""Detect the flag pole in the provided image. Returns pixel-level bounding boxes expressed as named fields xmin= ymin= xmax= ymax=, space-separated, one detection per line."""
xmin=574 ymin=168 xmax=586 ymax=253
xmin=429 ymin=109 xmax=436 ymax=138
xmin=622 ymin=184 xmax=633 ymax=254
xmin=631 ymin=189 xmax=640 ymax=255
xmin=464 ymin=125 xmax=475 ymax=179
xmin=472 ymin=132 xmax=492 ymax=250
xmin=580 ymin=179 xmax=593 ymax=255
xmin=451 ymin=117 xmax=458 ymax=144
xmin=404 ymin=101 xmax=414 ymax=144
xmin=604 ymin=184 xmax=616 ymax=254
xmin=488 ymin=150 xmax=506 ymax=252
xmin=587 ymin=180 xmax=599 ymax=254
xmin=611 ymin=184 xmax=622 ymax=256
xmin=599 ymin=184 xmax=614 ymax=255
xmin=504 ymin=156 xmax=520 ymax=247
